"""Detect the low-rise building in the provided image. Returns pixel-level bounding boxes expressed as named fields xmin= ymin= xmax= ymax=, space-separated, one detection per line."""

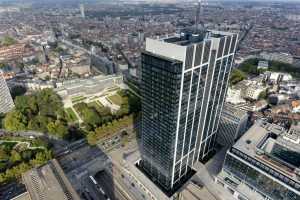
xmin=268 ymin=94 xmax=289 ymax=105
xmin=279 ymin=81 xmax=300 ymax=97
xmin=265 ymin=72 xmax=293 ymax=84
xmin=26 ymin=79 xmax=55 ymax=90
xmin=0 ymin=44 xmax=25 ymax=61
xmin=22 ymin=159 xmax=81 ymax=200
xmin=243 ymin=85 xmax=266 ymax=101
xmin=226 ymin=87 xmax=246 ymax=105
xmin=292 ymin=100 xmax=300 ymax=113
xmin=234 ymin=80 xmax=268 ymax=101
xmin=260 ymin=52 xmax=294 ymax=64
xmin=216 ymin=121 xmax=300 ymax=200
xmin=55 ymin=75 xmax=123 ymax=106
xmin=253 ymin=100 xmax=268 ymax=111
xmin=257 ymin=60 xmax=269 ymax=70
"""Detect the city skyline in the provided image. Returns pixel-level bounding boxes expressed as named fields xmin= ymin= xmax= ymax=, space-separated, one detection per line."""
xmin=0 ymin=0 xmax=299 ymax=200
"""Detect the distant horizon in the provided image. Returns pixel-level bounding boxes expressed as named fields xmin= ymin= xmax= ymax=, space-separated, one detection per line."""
xmin=1 ymin=0 xmax=300 ymax=2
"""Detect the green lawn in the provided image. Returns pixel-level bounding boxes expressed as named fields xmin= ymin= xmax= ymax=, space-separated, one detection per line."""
xmin=90 ymin=96 xmax=100 ymax=101
xmin=65 ymin=108 xmax=78 ymax=122
xmin=108 ymin=94 xmax=123 ymax=106
xmin=96 ymin=100 xmax=103 ymax=107
xmin=87 ymin=101 xmax=103 ymax=113
xmin=71 ymin=96 xmax=87 ymax=103
xmin=106 ymin=86 xmax=120 ymax=92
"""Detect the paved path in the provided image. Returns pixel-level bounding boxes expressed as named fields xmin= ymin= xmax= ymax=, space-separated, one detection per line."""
xmin=205 ymin=146 xmax=229 ymax=176
xmin=193 ymin=147 xmax=234 ymax=200
xmin=99 ymin=96 xmax=120 ymax=112
xmin=70 ymin=106 xmax=84 ymax=123
xmin=125 ymin=85 xmax=141 ymax=99
xmin=0 ymin=140 xmax=46 ymax=150
xmin=194 ymin=167 xmax=234 ymax=200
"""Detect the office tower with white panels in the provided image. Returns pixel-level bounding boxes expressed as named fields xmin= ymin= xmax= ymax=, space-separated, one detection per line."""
xmin=140 ymin=30 xmax=238 ymax=191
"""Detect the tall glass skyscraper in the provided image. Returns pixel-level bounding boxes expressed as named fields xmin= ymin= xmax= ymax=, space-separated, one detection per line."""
xmin=140 ymin=30 xmax=238 ymax=191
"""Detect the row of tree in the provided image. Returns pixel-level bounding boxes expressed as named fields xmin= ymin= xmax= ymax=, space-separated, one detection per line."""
xmin=74 ymin=103 xmax=113 ymax=130
xmin=239 ymin=58 xmax=300 ymax=78
xmin=87 ymin=114 xmax=135 ymax=145
xmin=230 ymin=68 xmax=247 ymax=85
xmin=0 ymin=36 xmax=17 ymax=47
xmin=86 ymin=90 xmax=141 ymax=145
xmin=75 ymin=90 xmax=141 ymax=132
xmin=0 ymin=150 xmax=52 ymax=184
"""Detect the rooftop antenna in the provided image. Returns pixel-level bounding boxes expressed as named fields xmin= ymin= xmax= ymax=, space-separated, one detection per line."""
xmin=195 ymin=0 xmax=205 ymax=31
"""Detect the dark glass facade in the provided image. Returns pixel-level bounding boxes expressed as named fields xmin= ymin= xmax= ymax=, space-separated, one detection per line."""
xmin=140 ymin=52 xmax=182 ymax=190
xmin=140 ymin=32 xmax=238 ymax=191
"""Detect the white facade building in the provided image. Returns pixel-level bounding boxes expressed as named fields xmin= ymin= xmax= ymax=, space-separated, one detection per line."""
xmin=140 ymin=30 xmax=239 ymax=191
xmin=243 ymin=85 xmax=266 ymax=100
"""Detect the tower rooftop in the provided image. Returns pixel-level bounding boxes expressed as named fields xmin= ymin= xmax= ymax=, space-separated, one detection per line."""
xmin=159 ymin=29 xmax=237 ymax=46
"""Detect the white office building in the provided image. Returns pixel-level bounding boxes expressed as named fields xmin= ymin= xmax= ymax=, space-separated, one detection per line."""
xmin=140 ymin=30 xmax=238 ymax=191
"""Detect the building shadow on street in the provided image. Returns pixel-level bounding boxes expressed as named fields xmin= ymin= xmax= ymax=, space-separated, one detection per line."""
xmin=56 ymin=141 xmax=121 ymax=200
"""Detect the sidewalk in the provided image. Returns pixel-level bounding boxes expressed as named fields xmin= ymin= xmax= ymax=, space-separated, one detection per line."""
xmin=193 ymin=147 xmax=235 ymax=200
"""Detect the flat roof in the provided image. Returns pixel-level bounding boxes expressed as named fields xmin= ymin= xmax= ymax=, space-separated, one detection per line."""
xmin=55 ymin=75 xmax=122 ymax=97
xmin=232 ymin=120 xmax=300 ymax=183
xmin=223 ymin=103 xmax=248 ymax=119
xmin=160 ymin=29 xmax=236 ymax=46
xmin=22 ymin=159 xmax=81 ymax=200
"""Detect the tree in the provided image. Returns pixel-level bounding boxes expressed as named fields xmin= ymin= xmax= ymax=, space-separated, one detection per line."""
xmin=128 ymin=93 xmax=141 ymax=113
xmin=258 ymin=90 xmax=267 ymax=100
xmin=35 ymin=89 xmax=63 ymax=117
xmin=30 ymin=150 xmax=52 ymax=167
xmin=87 ymin=115 xmax=135 ymax=145
xmin=1 ymin=36 xmax=16 ymax=46
xmin=0 ymin=63 xmax=5 ymax=68
xmin=4 ymin=111 xmax=28 ymax=131
xmin=47 ymin=120 xmax=68 ymax=139
xmin=14 ymin=95 xmax=38 ymax=116
xmin=9 ymin=150 xmax=21 ymax=164
xmin=84 ymin=109 xmax=102 ymax=126
xmin=21 ymin=150 xmax=34 ymax=162
xmin=0 ymin=113 xmax=4 ymax=129
xmin=74 ymin=103 xmax=102 ymax=127
xmin=5 ymin=89 xmax=68 ymax=134
xmin=0 ymin=162 xmax=31 ymax=184
xmin=0 ymin=149 xmax=9 ymax=161
xmin=10 ymin=86 xmax=27 ymax=99
xmin=28 ymin=116 xmax=50 ymax=133
xmin=230 ymin=69 xmax=247 ymax=85
xmin=239 ymin=58 xmax=259 ymax=75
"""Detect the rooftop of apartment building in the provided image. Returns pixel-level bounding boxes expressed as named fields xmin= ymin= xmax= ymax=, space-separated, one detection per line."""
xmin=233 ymin=120 xmax=300 ymax=184
xmin=145 ymin=29 xmax=237 ymax=63
xmin=223 ymin=103 xmax=248 ymax=119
